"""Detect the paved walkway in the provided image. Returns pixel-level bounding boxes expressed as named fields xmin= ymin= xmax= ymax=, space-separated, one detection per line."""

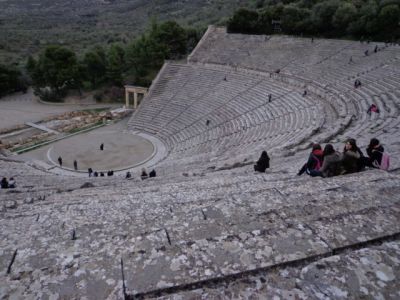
xmin=25 ymin=122 xmax=59 ymax=134
xmin=0 ymin=90 xmax=118 ymax=130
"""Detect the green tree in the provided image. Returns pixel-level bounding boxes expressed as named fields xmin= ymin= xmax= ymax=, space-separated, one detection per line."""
xmin=227 ymin=9 xmax=261 ymax=34
xmin=106 ymin=44 xmax=125 ymax=86
xmin=333 ymin=2 xmax=358 ymax=34
xmin=150 ymin=21 xmax=188 ymax=59
xmin=0 ymin=64 xmax=21 ymax=96
xmin=83 ymin=46 xmax=107 ymax=88
xmin=126 ymin=35 xmax=167 ymax=78
xmin=281 ymin=5 xmax=312 ymax=34
xmin=31 ymin=46 xmax=81 ymax=101
xmin=377 ymin=4 xmax=400 ymax=38
xmin=311 ymin=0 xmax=340 ymax=34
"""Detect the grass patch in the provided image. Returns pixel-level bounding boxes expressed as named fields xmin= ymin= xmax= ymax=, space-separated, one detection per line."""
xmin=67 ymin=120 xmax=104 ymax=134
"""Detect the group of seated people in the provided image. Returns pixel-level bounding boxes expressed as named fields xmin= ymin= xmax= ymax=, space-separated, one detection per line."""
xmin=88 ymin=168 xmax=114 ymax=177
xmin=1 ymin=177 xmax=16 ymax=189
xmin=125 ymin=168 xmax=157 ymax=180
xmin=298 ymin=138 xmax=388 ymax=177
xmin=253 ymin=138 xmax=388 ymax=177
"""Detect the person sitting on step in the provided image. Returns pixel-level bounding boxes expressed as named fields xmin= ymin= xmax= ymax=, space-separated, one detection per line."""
xmin=254 ymin=151 xmax=270 ymax=173
xmin=8 ymin=177 xmax=16 ymax=188
xmin=141 ymin=168 xmax=148 ymax=180
xmin=309 ymin=144 xmax=342 ymax=177
xmin=298 ymin=143 xmax=324 ymax=176
xmin=342 ymin=139 xmax=365 ymax=174
xmin=149 ymin=169 xmax=156 ymax=178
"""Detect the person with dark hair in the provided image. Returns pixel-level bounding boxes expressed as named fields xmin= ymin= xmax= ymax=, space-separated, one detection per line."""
xmin=125 ymin=171 xmax=132 ymax=179
xmin=88 ymin=168 xmax=93 ymax=177
xmin=254 ymin=151 xmax=270 ymax=173
xmin=58 ymin=156 xmax=62 ymax=167
xmin=1 ymin=177 xmax=8 ymax=189
xmin=93 ymin=171 xmax=98 ymax=177
xmin=73 ymin=160 xmax=78 ymax=171
xmin=365 ymin=138 xmax=384 ymax=168
xmin=100 ymin=143 xmax=104 ymax=151
xmin=342 ymin=138 xmax=365 ymax=174
xmin=310 ymin=144 xmax=342 ymax=177
xmin=8 ymin=177 xmax=16 ymax=188
xmin=149 ymin=169 xmax=156 ymax=178
xmin=141 ymin=168 xmax=148 ymax=180
xmin=100 ymin=172 xmax=105 ymax=177
xmin=298 ymin=143 xmax=323 ymax=176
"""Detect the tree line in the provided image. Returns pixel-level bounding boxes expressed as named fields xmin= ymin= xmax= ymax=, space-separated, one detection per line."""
xmin=0 ymin=21 xmax=202 ymax=102
xmin=227 ymin=0 xmax=400 ymax=40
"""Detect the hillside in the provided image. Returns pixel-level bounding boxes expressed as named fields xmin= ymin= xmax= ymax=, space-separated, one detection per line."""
xmin=0 ymin=0 xmax=252 ymax=66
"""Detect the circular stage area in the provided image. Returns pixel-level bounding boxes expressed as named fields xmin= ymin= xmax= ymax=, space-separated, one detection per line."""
xmin=46 ymin=123 xmax=154 ymax=172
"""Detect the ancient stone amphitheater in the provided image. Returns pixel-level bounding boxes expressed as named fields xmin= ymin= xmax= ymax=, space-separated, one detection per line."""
xmin=1 ymin=26 xmax=400 ymax=299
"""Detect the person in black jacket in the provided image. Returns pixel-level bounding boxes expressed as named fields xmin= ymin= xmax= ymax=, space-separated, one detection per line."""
xmin=1 ymin=177 xmax=8 ymax=189
xmin=342 ymin=138 xmax=365 ymax=173
xmin=365 ymin=138 xmax=384 ymax=168
xmin=254 ymin=151 xmax=270 ymax=172
xmin=149 ymin=169 xmax=156 ymax=178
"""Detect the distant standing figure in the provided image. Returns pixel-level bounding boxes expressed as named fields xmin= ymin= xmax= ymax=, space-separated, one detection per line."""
xmin=58 ymin=156 xmax=62 ymax=167
xmin=302 ymin=90 xmax=307 ymax=97
xmin=364 ymin=50 xmax=369 ymax=56
xmin=100 ymin=143 xmax=104 ymax=151
xmin=374 ymin=45 xmax=378 ymax=53
xmin=149 ymin=169 xmax=156 ymax=178
xmin=141 ymin=168 xmax=148 ymax=180
xmin=206 ymin=120 xmax=210 ymax=126
xmin=349 ymin=56 xmax=353 ymax=63
xmin=73 ymin=160 xmax=78 ymax=171
xmin=88 ymin=168 xmax=93 ymax=177
xmin=254 ymin=151 xmax=270 ymax=173
xmin=268 ymin=94 xmax=272 ymax=102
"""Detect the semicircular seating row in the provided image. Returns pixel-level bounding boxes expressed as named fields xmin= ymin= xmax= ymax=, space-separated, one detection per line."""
xmin=188 ymin=27 xmax=400 ymax=149
xmin=128 ymin=63 xmax=334 ymax=167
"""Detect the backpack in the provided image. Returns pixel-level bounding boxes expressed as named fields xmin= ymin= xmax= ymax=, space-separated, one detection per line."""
xmin=373 ymin=151 xmax=390 ymax=171
xmin=312 ymin=154 xmax=322 ymax=171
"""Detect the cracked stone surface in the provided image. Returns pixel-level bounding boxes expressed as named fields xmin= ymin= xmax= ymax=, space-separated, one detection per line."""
xmin=1 ymin=159 xmax=400 ymax=299
xmin=1 ymin=28 xmax=400 ymax=299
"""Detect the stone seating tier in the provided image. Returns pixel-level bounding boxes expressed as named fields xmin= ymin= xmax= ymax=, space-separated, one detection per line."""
xmin=1 ymin=157 xmax=400 ymax=298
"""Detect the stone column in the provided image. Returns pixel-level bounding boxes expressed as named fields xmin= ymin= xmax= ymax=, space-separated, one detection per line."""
xmin=125 ymin=90 xmax=130 ymax=108
xmin=134 ymin=92 xmax=138 ymax=109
